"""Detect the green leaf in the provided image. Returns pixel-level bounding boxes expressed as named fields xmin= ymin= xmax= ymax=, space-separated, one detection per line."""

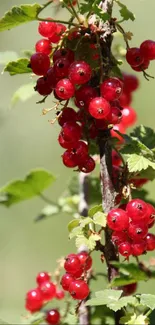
xmin=11 ymin=82 xmax=36 ymax=105
xmin=127 ymin=154 xmax=155 ymax=173
xmin=93 ymin=4 xmax=110 ymax=22
xmin=0 ymin=4 xmax=42 ymax=32
xmin=86 ymin=289 xmax=122 ymax=307
xmin=111 ymin=262 xmax=148 ymax=282
xmin=120 ymin=314 xmax=149 ymax=325
xmin=80 ymin=0 xmax=95 ymax=14
xmin=79 ymin=217 xmax=93 ymax=228
xmin=75 ymin=233 xmax=101 ymax=250
xmin=0 ymin=51 xmax=18 ymax=65
xmin=35 ymin=204 xmax=60 ymax=222
xmin=108 ymin=296 xmax=137 ymax=312
xmin=4 ymin=58 xmax=31 ymax=76
xmin=93 ymin=212 xmax=107 ymax=227
xmin=115 ymin=0 xmax=135 ymax=22
xmin=0 ymin=169 xmax=55 ymax=207
xmin=131 ymin=125 xmax=155 ymax=150
xmin=68 ymin=219 xmax=80 ymax=233
xmin=110 ymin=275 xmax=137 ymax=287
xmin=89 ymin=204 xmax=103 ymax=217
xmin=69 ymin=226 xmax=83 ymax=240
xmin=140 ymin=294 xmax=155 ymax=310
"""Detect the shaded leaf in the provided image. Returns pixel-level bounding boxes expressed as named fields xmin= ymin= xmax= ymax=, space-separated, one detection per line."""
xmin=4 ymin=58 xmax=31 ymax=75
xmin=140 ymin=294 xmax=155 ymax=310
xmin=111 ymin=262 xmax=148 ymax=282
xmin=11 ymin=82 xmax=36 ymax=105
xmin=89 ymin=204 xmax=103 ymax=217
xmin=68 ymin=219 xmax=80 ymax=233
xmin=131 ymin=125 xmax=155 ymax=150
xmin=0 ymin=4 xmax=42 ymax=32
xmin=120 ymin=313 xmax=148 ymax=325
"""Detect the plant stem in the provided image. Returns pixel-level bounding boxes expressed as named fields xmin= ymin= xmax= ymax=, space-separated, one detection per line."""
xmin=39 ymin=193 xmax=56 ymax=205
xmin=37 ymin=17 xmax=78 ymax=27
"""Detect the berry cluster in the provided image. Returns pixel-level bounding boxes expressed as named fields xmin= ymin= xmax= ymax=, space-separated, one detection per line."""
xmin=126 ymin=40 xmax=155 ymax=72
xmin=61 ymin=251 xmax=92 ymax=300
xmin=107 ymin=199 xmax=155 ymax=257
xmin=25 ymin=271 xmax=64 ymax=324
xmin=29 ymin=17 xmax=141 ymax=172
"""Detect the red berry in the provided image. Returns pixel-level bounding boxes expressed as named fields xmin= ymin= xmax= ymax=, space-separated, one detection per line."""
xmin=69 ymin=280 xmax=90 ymax=300
xmin=123 ymin=73 xmax=139 ymax=92
xmin=119 ymin=91 xmax=132 ymax=107
xmin=61 ymin=273 xmax=75 ymax=291
xmin=54 ymin=58 xmax=70 ymax=78
xmin=146 ymin=233 xmax=155 ymax=251
xmin=126 ymin=47 xmax=144 ymax=67
xmin=110 ymin=106 xmax=122 ymax=125
xmin=131 ymin=58 xmax=150 ymax=72
xmin=55 ymin=79 xmax=75 ymax=99
xmin=49 ymin=23 xmax=66 ymax=43
xmin=126 ymin=199 xmax=149 ymax=222
xmin=121 ymin=107 xmax=137 ymax=127
xmin=73 ymin=268 xmax=84 ymax=278
xmin=112 ymin=150 xmax=121 ymax=167
xmin=107 ymin=208 xmax=129 ymax=231
xmin=53 ymin=48 xmax=74 ymax=63
xmin=128 ymin=221 xmax=148 ymax=242
xmin=118 ymin=242 xmax=132 ymax=257
xmin=131 ymin=240 xmax=146 ymax=256
xmin=147 ymin=203 xmax=155 ymax=225
xmin=123 ymin=283 xmax=137 ymax=296
xmin=140 ymin=40 xmax=155 ymax=60
xmin=40 ymin=281 xmax=56 ymax=301
xmin=75 ymin=85 xmax=98 ymax=110
xmin=77 ymin=251 xmax=92 ymax=270
xmin=58 ymin=107 xmax=77 ymax=126
xmin=148 ymin=219 xmax=155 ymax=229
xmin=111 ymin=123 xmax=126 ymax=143
xmin=58 ymin=132 xmax=77 ymax=150
xmin=73 ymin=141 xmax=89 ymax=164
xmin=25 ymin=288 xmax=43 ymax=313
xmin=56 ymin=289 xmax=65 ymax=300
xmin=36 ymin=272 xmax=51 ymax=286
xmin=130 ymin=178 xmax=148 ymax=188
xmin=89 ymin=97 xmax=111 ymax=119
xmin=62 ymin=121 xmax=81 ymax=142
xmin=100 ymin=78 xmax=123 ymax=101
xmin=112 ymin=231 xmax=128 ymax=246
xmin=35 ymin=77 xmax=52 ymax=96
xmin=62 ymin=150 xmax=78 ymax=168
xmin=46 ymin=309 xmax=60 ymax=325
xmin=46 ymin=67 xmax=59 ymax=89
xmin=78 ymin=156 xmax=95 ymax=173
xmin=64 ymin=254 xmax=81 ymax=275
xmin=38 ymin=19 xmax=57 ymax=38
xmin=68 ymin=61 xmax=92 ymax=85
xmin=30 ymin=52 xmax=50 ymax=76
xmin=35 ymin=39 xmax=52 ymax=55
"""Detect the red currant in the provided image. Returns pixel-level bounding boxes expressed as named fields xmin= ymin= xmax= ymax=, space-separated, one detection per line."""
xmin=58 ymin=132 xmax=77 ymax=150
xmin=75 ymin=85 xmax=98 ymax=110
xmin=38 ymin=19 xmax=57 ymax=38
xmin=35 ymin=39 xmax=52 ymax=55
xmin=53 ymin=48 xmax=74 ymax=63
xmin=131 ymin=240 xmax=146 ymax=256
xmin=107 ymin=208 xmax=129 ymax=231
xmin=78 ymin=156 xmax=95 ymax=173
xmin=69 ymin=280 xmax=90 ymax=300
xmin=54 ymin=58 xmax=70 ymax=78
xmin=126 ymin=47 xmax=144 ymax=67
xmin=119 ymin=91 xmax=132 ymax=107
xmin=49 ymin=23 xmax=66 ymax=43
xmin=55 ymin=79 xmax=75 ymax=99
xmin=56 ymin=289 xmax=65 ymax=300
xmin=46 ymin=67 xmax=59 ymax=89
xmin=140 ymin=40 xmax=155 ymax=60
xmin=128 ymin=221 xmax=148 ymax=242
xmin=146 ymin=233 xmax=155 ymax=251
xmin=131 ymin=58 xmax=150 ymax=72
xmin=147 ymin=203 xmax=155 ymax=225
xmin=112 ymin=150 xmax=122 ymax=167
xmin=68 ymin=61 xmax=92 ymax=85
xmin=89 ymin=97 xmax=111 ymax=119
xmin=61 ymin=273 xmax=75 ymax=291
xmin=64 ymin=254 xmax=82 ymax=275
xmin=112 ymin=231 xmax=128 ymax=246
xmin=62 ymin=150 xmax=78 ymax=168
xmin=58 ymin=107 xmax=77 ymax=126
xmin=36 ymin=272 xmax=51 ymax=286
xmin=111 ymin=123 xmax=126 ymax=143
xmin=121 ymin=107 xmax=137 ymax=127
xmin=77 ymin=251 xmax=92 ymax=270
xmin=118 ymin=242 xmax=132 ymax=257
xmin=123 ymin=73 xmax=139 ymax=93
xmin=123 ymin=283 xmax=137 ymax=296
xmin=25 ymin=288 xmax=43 ymax=313
xmin=110 ymin=106 xmax=122 ymax=125
xmin=100 ymin=78 xmax=123 ymax=101
xmin=30 ymin=52 xmax=50 ymax=76
xmin=126 ymin=199 xmax=149 ymax=222
xmin=35 ymin=77 xmax=52 ymax=96
xmin=40 ymin=281 xmax=56 ymax=301
xmin=62 ymin=122 xmax=81 ymax=142
xmin=46 ymin=309 xmax=60 ymax=325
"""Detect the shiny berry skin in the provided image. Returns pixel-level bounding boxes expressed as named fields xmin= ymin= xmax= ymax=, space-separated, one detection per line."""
xmin=46 ymin=67 xmax=59 ymax=89
xmin=64 ymin=254 xmax=81 ymax=275
xmin=111 ymin=123 xmax=126 ymax=143
xmin=147 ymin=203 xmax=155 ymax=225
xmin=56 ymin=289 xmax=65 ymax=300
xmin=54 ymin=58 xmax=70 ymax=78
xmin=40 ymin=281 xmax=56 ymax=301
xmin=58 ymin=107 xmax=77 ymax=126
xmin=36 ymin=272 xmax=51 ymax=286
xmin=126 ymin=47 xmax=144 ymax=67
xmin=75 ymin=85 xmax=98 ymax=110
xmin=53 ymin=48 xmax=74 ymax=63
xmin=112 ymin=231 xmax=128 ymax=246
xmin=123 ymin=73 xmax=139 ymax=93
xmin=110 ymin=106 xmax=122 ymax=125
xmin=78 ymin=156 xmax=95 ymax=173
xmin=72 ymin=141 xmax=89 ymax=164
xmin=68 ymin=61 xmax=92 ymax=85
xmin=126 ymin=199 xmax=149 ymax=222
xmin=119 ymin=91 xmax=132 ymax=107
xmin=58 ymin=133 xmax=77 ymax=150
xmin=148 ymin=219 xmax=155 ymax=229
xmin=62 ymin=150 xmax=78 ymax=168
xmin=88 ymin=97 xmax=111 ymax=119
xmin=112 ymin=150 xmax=121 ymax=167
xmin=146 ymin=233 xmax=155 ymax=251
xmin=30 ymin=52 xmax=50 ymax=76
xmin=55 ymin=79 xmax=75 ymax=100
xmin=128 ymin=221 xmax=148 ymax=242
xmin=34 ymin=77 xmax=52 ymax=96
xmin=131 ymin=240 xmax=146 ymax=256
xmin=118 ymin=242 xmax=132 ymax=257
xmin=77 ymin=251 xmax=92 ymax=270
xmin=61 ymin=273 xmax=75 ymax=291
xmin=69 ymin=280 xmax=90 ymax=300
xmin=38 ymin=20 xmax=57 ymax=38
xmin=131 ymin=58 xmax=150 ymax=72
xmin=35 ymin=39 xmax=52 ymax=55
xmin=121 ymin=107 xmax=137 ymax=127
xmin=45 ymin=309 xmax=60 ymax=325
xmin=140 ymin=40 xmax=155 ymax=60
xmin=123 ymin=283 xmax=137 ymax=296
xmin=100 ymin=78 xmax=123 ymax=101
xmin=49 ymin=23 xmax=66 ymax=43
xmin=25 ymin=288 xmax=43 ymax=313
xmin=62 ymin=122 xmax=81 ymax=142
xmin=107 ymin=209 xmax=129 ymax=231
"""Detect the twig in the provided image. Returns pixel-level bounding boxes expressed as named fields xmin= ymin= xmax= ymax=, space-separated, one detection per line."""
xmin=39 ymin=193 xmax=56 ymax=205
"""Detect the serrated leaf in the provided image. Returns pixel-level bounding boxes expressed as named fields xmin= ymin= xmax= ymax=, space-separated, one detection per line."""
xmin=120 ymin=313 xmax=148 ymax=325
xmin=0 ymin=169 xmax=55 ymax=207
xmin=80 ymin=217 xmax=93 ymax=228
xmin=108 ymin=296 xmax=136 ymax=312
xmin=115 ymin=0 xmax=135 ymax=22
xmin=0 ymin=4 xmax=42 ymax=32
xmin=68 ymin=219 xmax=80 ymax=233
xmin=93 ymin=4 xmax=110 ymax=22
xmin=0 ymin=51 xmax=19 ymax=65
xmin=4 ymin=58 xmax=31 ymax=75
xmin=131 ymin=125 xmax=155 ymax=150
xmin=69 ymin=226 xmax=83 ymax=240
xmin=127 ymin=154 xmax=155 ymax=173
xmin=111 ymin=262 xmax=148 ymax=281
xmin=110 ymin=275 xmax=137 ymax=287
xmin=93 ymin=212 xmax=107 ymax=227
xmin=80 ymin=0 xmax=95 ymax=14
xmin=89 ymin=204 xmax=103 ymax=217
xmin=75 ymin=233 xmax=101 ymax=250
xmin=140 ymin=294 xmax=155 ymax=310
xmin=11 ymin=82 xmax=36 ymax=105
xmin=86 ymin=289 xmax=122 ymax=306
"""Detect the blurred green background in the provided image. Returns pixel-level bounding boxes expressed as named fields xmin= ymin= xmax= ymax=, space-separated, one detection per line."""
xmin=0 ymin=0 xmax=155 ymax=323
